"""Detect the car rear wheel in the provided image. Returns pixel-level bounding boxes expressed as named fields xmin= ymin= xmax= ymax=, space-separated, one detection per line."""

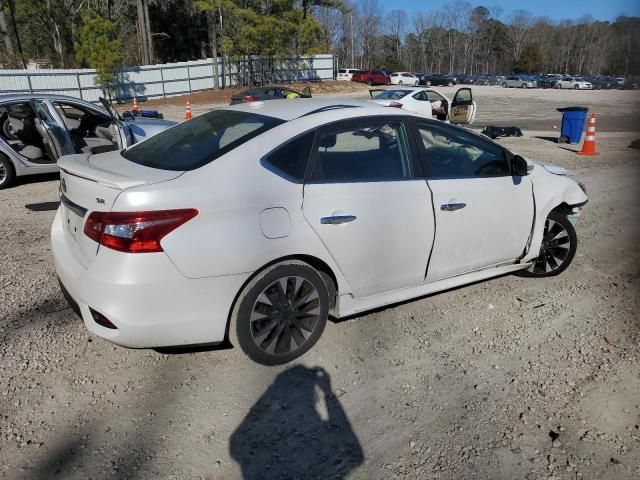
xmin=366 ymin=79 xmax=373 ymax=86
xmin=522 ymin=83 xmax=527 ymax=88
xmin=447 ymin=81 xmax=454 ymax=87
xmin=574 ymin=84 xmax=579 ymax=90
xmin=425 ymin=80 xmax=432 ymax=86
xmin=229 ymin=261 xmax=329 ymax=365
xmin=502 ymin=83 xmax=508 ymax=88
xmin=515 ymin=211 xmax=577 ymax=278
xmin=0 ymin=155 xmax=15 ymax=190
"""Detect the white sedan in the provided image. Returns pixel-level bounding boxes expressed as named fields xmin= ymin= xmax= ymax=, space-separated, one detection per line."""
xmin=369 ymin=87 xmax=477 ymax=124
xmin=389 ymin=72 xmax=420 ymax=86
xmin=52 ymin=99 xmax=587 ymax=365
xmin=555 ymin=77 xmax=593 ymax=89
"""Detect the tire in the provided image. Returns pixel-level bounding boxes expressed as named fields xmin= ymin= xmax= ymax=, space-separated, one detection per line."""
xmin=425 ymin=80 xmax=432 ymax=86
xmin=0 ymin=154 xmax=15 ymax=190
xmin=515 ymin=211 xmax=577 ymax=278
xmin=502 ymin=83 xmax=508 ymax=88
xmin=366 ymin=79 xmax=373 ymax=86
xmin=385 ymin=79 xmax=390 ymax=86
xmin=574 ymin=84 xmax=579 ymax=90
xmin=398 ymin=80 xmax=403 ymax=85
xmin=447 ymin=81 xmax=454 ymax=87
xmin=522 ymin=83 xmax=527 ymax=88
xmin=228 ymin=261 xmax=329 ymax=365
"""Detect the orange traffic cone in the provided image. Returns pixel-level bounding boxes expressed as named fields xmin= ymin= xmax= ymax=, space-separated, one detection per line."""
xmin=132 ymin=96 xmax=139 ymax=113
xmin=577 ymin=113 xmax=597 ymax=155
xmin=185 ymin=100 xmax=192 ymax=120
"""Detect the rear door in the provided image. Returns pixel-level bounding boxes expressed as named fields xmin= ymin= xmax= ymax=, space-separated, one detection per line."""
xmin=302 ymin=117 xmax=434 ymax=298
xmin=411 ymin=119 xmax=534 ymax=282
xmin=30 ymin=99 xmax=75 ymax=159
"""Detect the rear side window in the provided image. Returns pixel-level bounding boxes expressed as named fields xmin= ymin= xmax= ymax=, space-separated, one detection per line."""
xmin=122 ymin=110 xmax=284 ymax=171
xmin=309 ymin=121 xmax=412 ymax=182
xmin=263 ymin=131 xmax=315 ymax=181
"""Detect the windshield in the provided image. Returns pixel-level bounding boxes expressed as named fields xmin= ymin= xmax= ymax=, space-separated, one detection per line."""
xmin=371 ymin=90 xmax=411 ymax=100
xmin=122 ymin=110 xmax=284 ymax=171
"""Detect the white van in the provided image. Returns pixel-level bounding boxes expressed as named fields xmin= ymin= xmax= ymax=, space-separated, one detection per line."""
xmin=337 ymin=68 xmax=360 ymax=81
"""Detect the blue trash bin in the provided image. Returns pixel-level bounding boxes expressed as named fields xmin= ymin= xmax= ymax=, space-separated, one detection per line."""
xmin=557 ymin=107 xmax=588 ymax=144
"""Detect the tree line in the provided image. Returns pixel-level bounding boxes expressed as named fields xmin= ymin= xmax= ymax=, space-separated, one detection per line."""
xmin=0 ymin=0 xmax=638 ymax=82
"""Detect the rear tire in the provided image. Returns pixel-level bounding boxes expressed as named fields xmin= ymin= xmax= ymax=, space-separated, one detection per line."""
xmin=522 ymin=83 xmax=527 ymax=88
xmin=502 ymin=83 xmax=508 ymax=88
xmin=366 ymin=79 xmax=373 ymax=86
xmin=574 ymin=84 xmax=579 ymax=90
xmin=228 ymin=261 xmax=329 ymax=365
xmin=515 ymin=211 xmax=577 ymax=278
xmin=0 ymin=155 xmax=15 ymax=190
xmin=447 ymin=81 xmax=454 ymax=87
xmin=425 ymin=80 xmax=432 ymax=86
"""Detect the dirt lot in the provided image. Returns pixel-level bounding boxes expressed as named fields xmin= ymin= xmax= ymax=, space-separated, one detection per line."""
xmin=1 ymin=87 xmax=639 ymax=480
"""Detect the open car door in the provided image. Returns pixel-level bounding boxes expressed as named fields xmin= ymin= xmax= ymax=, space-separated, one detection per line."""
xmin=99 ymin=97 xmax=134 ymax=148
xmin=29 ymin=99 xmax=75 ymax=161
xmin=450 ymin=87 xmax=477 ymax=125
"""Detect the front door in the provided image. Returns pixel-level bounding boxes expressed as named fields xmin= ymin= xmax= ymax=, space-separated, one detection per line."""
xmin=302 ymin=117 xmax=434 ymax=298
xmin=412 ymin=119 xmax=534 ymax=282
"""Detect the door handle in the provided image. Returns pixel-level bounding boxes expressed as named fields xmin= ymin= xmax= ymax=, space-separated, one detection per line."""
xmin=320 ymin=215 xmax=357 ymax=225
xmin=440 ymin=203 xmax=466 ymax=211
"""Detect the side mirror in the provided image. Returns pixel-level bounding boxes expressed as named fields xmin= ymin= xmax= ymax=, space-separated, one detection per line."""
xmin=301 ymin=86 xmax=312 ymax=98
xmin=512 ymin=155 xmax=529 ymax=176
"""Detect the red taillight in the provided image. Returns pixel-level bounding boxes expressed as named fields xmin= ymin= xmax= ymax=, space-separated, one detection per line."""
xmin=389 ymin=101 xmax=403 ymax=108
xmin=241 ymin=96 xmax=257 ymax=102
xmin=84 ymin=209 xmax=199 ymax=253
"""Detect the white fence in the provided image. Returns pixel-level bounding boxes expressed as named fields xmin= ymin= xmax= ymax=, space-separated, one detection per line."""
xmin=0 ymin=55 xmax=335 ymax=103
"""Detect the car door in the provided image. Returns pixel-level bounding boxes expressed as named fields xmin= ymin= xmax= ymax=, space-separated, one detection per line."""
xmin=405 ymin=90 xmax=432 ymax=117
xmin=99 ymin=97 xmax=134 ymax=147
xmin=29 ymin=99 xmax=75 ymax=159
xmin=411 ymin=119 xmax=534 ymax=282
xmin=450 ymin=88 xmax=476 ymax=125
xmin=302 ymin=117 xmax=435 ymax=298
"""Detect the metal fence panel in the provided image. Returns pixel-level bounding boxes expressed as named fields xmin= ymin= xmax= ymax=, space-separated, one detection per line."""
xmin=0 ymin=55 xmax=335 ymax=103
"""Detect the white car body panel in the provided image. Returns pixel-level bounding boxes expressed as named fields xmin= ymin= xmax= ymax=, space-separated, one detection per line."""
xmin=426 ymin=176 xmax=534 ymax=281
xmin=389 ymin=72 xmax=420 ymax=86
xmin=51 ymin=100 xmax=587 ymax=349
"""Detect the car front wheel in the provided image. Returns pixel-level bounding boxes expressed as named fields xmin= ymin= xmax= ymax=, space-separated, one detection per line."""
xmin=0 ymin=155 xmax=15 ymax=190
xmin=229 ymin=261 xmax=330 ymax=365
xmin=516 ymin=211 xmax=577 ymax=277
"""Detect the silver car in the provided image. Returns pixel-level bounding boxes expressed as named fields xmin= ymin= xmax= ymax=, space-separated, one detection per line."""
xmin=502 ymin=75 xmax=537 ymax=88
xmin=0 ymin=94 xmax=175 ymax=189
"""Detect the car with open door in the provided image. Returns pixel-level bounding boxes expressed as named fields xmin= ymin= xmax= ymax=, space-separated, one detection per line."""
xmin=230 ymin=86 xmax=312 ymax=104
xmin=368 ymin=87 xmax=477 ymax=124
xmin=52 ymin=98 xmax=587 ymax=366
xmin=0 ymin=94 xmax=175 ymax=189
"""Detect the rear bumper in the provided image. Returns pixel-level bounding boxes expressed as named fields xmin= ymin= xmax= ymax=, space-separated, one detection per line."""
xmin=52 ymin=209 xmax=250 ymax=348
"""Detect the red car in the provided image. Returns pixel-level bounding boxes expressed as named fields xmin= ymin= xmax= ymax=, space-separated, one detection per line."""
xmin=351 ymin=69 xmax=390 ymax=86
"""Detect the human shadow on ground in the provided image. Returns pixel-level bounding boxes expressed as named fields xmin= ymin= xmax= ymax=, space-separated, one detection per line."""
xmin=229 ymin=365 xmax=364 ymax=480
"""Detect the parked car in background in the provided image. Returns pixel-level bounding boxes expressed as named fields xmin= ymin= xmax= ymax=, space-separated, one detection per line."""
xmin=337 ymin=69 xmax=361 ymax=81
xmin=230 ymin=86 xmax=312 ymax=104
xmin=536 ymin=75 xmax=559 ymax=89
xmin=420 ymin=74 xmax=457 ymax=87
xmin=351 ymin=70 xmax=391 ymax=85
xmin=475 ymin=75 xmax=494 ymax=85
xmin=458 ymin=75 xmax=478 ymax=85
xmin=555 ymin=77 xmax=593 ymax=89
xmin=0 ymin=94 xmax=174 ymax=189
xmin=368 ymin=87 xmax=477 ymax=124
xmin=389 ymin=72 xmax=420 ymax=86
xmin=502 ymin=75 xmax=538 ymax=88
xmin=621 ymin=77 xmax=639 ymax=89
xmin=52 ymin=98 xmax=588 ymax=365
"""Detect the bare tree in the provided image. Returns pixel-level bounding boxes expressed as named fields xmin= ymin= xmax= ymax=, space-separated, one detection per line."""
xmin=507 ymin=9 xmax=533 ymax=63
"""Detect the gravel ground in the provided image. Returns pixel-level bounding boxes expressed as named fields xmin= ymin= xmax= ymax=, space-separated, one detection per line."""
xmin=1 ymin=87 xmax=639 ymax=480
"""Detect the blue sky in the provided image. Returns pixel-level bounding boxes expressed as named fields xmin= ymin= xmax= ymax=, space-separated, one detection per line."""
xmin=394 ymin=0 xmax=640 ymax=22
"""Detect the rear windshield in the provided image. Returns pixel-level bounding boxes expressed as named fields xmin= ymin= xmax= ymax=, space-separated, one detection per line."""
xmin=371 ymin=90 xmax=411 ymax=100
xmin=122 ymin=110 xmax=284 ymax=171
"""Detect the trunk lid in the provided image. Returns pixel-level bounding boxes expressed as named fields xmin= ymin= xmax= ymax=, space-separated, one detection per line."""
xmin=58 ymin=152 xmax=183 ymax=267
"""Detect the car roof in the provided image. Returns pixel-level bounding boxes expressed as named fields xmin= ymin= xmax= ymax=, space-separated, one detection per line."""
xmin=223 ymin=98 xmax=388 ymax=121
xmin=0 ymin=93 xmax=96 ymax=104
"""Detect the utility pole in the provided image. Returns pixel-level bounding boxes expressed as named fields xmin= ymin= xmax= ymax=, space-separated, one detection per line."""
xmin=211 ymin=11 xmax=219 ymax=89
xmin=350 ymin=14 xmax=355 ymax=67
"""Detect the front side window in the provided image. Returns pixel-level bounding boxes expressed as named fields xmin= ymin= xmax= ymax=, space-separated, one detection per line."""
xmin=309 ymin=121 xmax=412 ymax=182
xmin=122 ymin=110 xmax=284 ymax=171
xmin=415 ymin=122 xmax=509 ymax=179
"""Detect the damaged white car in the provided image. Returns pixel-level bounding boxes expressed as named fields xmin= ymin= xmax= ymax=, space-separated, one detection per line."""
xmin=52 ymin=99 xmax=587 ymax=365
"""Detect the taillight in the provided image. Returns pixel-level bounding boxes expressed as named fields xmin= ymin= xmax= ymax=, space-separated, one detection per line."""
xmin=241 ymin=96 xmax=257 ymax=102
xmin=84 ymin=209 xmax=199 ymax=253
xmin=389 ymin=101 xmax=403 ymax=108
